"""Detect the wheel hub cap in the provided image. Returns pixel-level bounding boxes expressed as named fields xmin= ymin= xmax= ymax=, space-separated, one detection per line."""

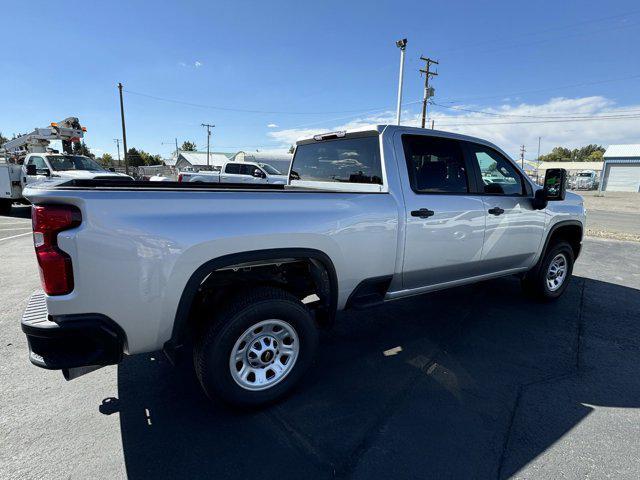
xmin=229 ymin=319 xmax=299 ymax=391
xmin=546 ymin=253 xmax=568 ymax=292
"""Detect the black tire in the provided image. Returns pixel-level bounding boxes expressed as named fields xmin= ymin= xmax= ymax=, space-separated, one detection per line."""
xmin=522 ymin=241 xmax=574 ymax=300
xmin=0 ymin=199 xmax=12 ymax=216
xmin=193 ymin=286 xmax=318 ymax=408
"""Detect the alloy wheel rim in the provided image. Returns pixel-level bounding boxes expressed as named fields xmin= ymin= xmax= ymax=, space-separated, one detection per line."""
xmin=546 ymin=253 xmax=568 ymax=292
xmin=229 ymin=319 xmax=299 ymax=391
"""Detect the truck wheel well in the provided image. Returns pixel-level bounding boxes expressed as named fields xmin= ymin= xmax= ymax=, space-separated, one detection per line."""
xmin=546 ymin=223 xmax=582 ymax=259
xmin=167 ymin=249 xmax=337 ymax=354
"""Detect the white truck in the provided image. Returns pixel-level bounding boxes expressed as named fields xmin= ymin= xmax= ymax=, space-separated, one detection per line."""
xmin=178 ymin=161 xmax=288 ymax=184
xmin=20 ymin=125 xmax=585 ymax=407
xmin=0 ymin=118 xmax=130 ymax=214
xmin=572 ymin=170 xmax=598 ymax=190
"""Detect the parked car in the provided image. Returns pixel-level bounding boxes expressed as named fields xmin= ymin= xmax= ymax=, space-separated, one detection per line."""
xmin=178 ymin=161 xmax=287 ymax=184
xmin=21 ymin=125 xmax=585 ymax=407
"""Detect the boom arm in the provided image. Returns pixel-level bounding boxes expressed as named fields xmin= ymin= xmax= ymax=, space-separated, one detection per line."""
xmin=1 ymin=117 xmax=85 ymax=154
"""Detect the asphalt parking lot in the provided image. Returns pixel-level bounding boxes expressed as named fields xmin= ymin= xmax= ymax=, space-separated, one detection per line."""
xmin=1 ymin=204 xmax=639 ymax=479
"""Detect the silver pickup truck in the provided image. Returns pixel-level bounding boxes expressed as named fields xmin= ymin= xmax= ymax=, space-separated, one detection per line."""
xmin=21 ymin=125 xmax=585 ymax=407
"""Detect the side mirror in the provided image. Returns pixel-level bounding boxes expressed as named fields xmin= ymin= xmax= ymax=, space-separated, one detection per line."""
xmin=109 ymin=167 xmax=116 ymax=172
xmin=253 ymin=168 xmax=265 ymax=178
xmin=544 ymin=168 xmax=567 ymax=201
xmin=26 ymin=164 xmax=37 ymax=176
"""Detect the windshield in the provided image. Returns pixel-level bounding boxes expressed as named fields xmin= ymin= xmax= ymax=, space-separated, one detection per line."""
xmin=47 ymin=155 xmax=105 ymax=172
xmin=259 ymin=163 xmax=281 ymax=175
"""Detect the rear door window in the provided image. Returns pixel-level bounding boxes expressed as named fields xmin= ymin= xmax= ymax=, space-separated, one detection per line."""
xmin=290 ymin=136 xmax=383 ymax=185
xmin=401 ymin=135 xmax=469 ymax=193
xmin=224 ymin=163 xmax=241 ymax=174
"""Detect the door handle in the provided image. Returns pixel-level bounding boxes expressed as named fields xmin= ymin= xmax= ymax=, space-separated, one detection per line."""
xmin=488 ymin=207 xmax=505 ymax=216
xmin=411 ymin=208 xmax=435 ymax=218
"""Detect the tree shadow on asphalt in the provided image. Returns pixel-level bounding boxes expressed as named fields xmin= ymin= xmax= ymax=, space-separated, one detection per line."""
xmin=107 ymin=275 xmax=640 ymax=479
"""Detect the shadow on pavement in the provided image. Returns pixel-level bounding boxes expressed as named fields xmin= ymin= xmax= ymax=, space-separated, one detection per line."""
xmin=2 ymin=204 xmax=31 ymax=219
xmin=108 ymin=275 xmax=640 ymax=479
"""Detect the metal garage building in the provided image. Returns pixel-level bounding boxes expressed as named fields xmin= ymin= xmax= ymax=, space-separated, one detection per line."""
xmin=601 ymin=144 xmax=640 ymax=192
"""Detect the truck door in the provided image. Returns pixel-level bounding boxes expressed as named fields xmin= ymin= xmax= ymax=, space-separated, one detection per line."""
xmin=396 ymin=134 xmax=486 ymax=290
xmin=221 ymin=163 xmax=244 ymax=183
xmin=464 ymin=142 xmax=545 ymax=273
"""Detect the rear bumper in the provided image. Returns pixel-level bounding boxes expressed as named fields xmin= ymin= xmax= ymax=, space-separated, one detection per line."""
xmin=21 ymin=291 xmax=125 ymax=372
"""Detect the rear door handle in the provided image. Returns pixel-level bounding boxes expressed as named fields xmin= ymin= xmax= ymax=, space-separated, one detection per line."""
xmin=411 ymin=208 xmax=435 ymax=218
xmin=488 ymin=207 xmax=505 ymax=216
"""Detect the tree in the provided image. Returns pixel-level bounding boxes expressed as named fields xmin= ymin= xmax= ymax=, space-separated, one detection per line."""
xmin=539 ymin=145 xmax=605 ymax=163
xmin=98 ymin=153 xmax=114 ymax=167
xmin=0 ymin=132 xmax=7 ymax=146
xmin=181 ymin=141 xmax=196 ymax=151
xmin=126 ymin=148 xmax=163 ymax=167
xmin=127 ymin=148 xmax=145 ymax=167
xmin=72 ymin=141 xmax=95 ymax=159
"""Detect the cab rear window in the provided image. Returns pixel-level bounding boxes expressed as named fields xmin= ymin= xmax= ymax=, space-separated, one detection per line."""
xmin=290 ymin=136 xmax=383 ymax=185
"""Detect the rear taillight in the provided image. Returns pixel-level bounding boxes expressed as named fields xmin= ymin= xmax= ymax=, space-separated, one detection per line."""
xmin=32 ymin=205 xmax=82 ymax=296
xmin=178 ymin=174 xmax=183 ymax=183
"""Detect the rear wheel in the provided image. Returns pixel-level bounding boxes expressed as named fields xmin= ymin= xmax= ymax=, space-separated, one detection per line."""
xmin=193 ymin=287 xmax=318 ymax=408
xmin=0 ymin=199 xmax=12 ymax=216
xmin=522 ymin=241 xmax=574 ymax=300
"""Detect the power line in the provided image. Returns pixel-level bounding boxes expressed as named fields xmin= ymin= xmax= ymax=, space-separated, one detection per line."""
xmin=433 ymin=115 xmax=640 ymax=128
xmin=123 ymin=89 xmax=389 ymax=115
xmin=431 ymin=101 xmax=640 ymax=119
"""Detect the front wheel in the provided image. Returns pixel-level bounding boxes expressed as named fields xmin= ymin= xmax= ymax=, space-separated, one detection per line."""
xmin=522 ymin=241 xmax=575 ymax=300
xmin=193 ymin=287 xmax=318 ymax=408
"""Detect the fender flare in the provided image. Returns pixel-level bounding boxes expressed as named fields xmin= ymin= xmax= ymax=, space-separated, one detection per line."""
xmin=532 ymin=219 xmax=583 ymax=269
xmin=165 ymin=248 xmax=338 ymax=351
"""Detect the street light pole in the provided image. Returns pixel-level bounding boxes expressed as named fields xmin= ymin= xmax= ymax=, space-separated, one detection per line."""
xmin=395 ymin=39 xmax=407 ymax=126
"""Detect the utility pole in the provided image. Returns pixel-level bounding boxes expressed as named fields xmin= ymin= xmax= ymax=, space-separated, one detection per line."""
xmin=537 ymin=137 xmax=541 ymax=162
xmin=419 ymin=56 xmax=438 ymax=129
xmin=395 ymin=39 xmax=407 ymax=125
xmin=113 ymin=138 xmax=121 ymax=167
xmin=201 ymin=123 xmax=215 ymax=168
xmin=117 ymin=83 xmax=129 ymax=175
xmin=431 ymin=119 xmax=435 ymax=129
xmin=520 ymin=144 xmax=526 ymax=170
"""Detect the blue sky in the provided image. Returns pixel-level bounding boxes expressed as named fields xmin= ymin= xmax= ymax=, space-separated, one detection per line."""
xmin=2 ymin=0 xmax=639 ymax=159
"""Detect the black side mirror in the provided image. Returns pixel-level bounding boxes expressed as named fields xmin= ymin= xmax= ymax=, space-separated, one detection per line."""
xmin=26 ymin=164 xmax=37 ymax=176
xmin=109 ymin=167 xmax=116 ymax=172
xmin=42 ymin=168 xmax=51 ymax=177
xmin=253 ymin=168 xmax=265 ymax=178
xmin=544 ymin=168 xmax=567 ymax=201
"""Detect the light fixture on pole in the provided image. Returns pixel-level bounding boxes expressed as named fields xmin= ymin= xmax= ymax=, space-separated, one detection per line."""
xmin=395 ymin=38 xmax=408 ymax=126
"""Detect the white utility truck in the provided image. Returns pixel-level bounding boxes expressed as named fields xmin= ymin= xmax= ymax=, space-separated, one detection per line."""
xmin=0 ymin=117 xmax=130 ymax=214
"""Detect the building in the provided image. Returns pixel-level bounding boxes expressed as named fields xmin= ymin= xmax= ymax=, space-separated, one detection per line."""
xmin=171 ymin=151 xmax=235 ymax=171
xmin=600 ymin=144 xmax=640 ymax=192
xmin=233 ymin=151 xmax=293 ymax=175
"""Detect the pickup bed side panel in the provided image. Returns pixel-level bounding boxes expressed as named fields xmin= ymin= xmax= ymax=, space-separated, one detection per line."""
xmin=35 ymin=189 xmax=399 ymax=354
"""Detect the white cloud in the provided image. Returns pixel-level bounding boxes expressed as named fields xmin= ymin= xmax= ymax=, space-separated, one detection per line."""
xmin=194 ymin=61 xmax=203 ymax=68
xmin=178 ymin=61 xmax=187 ymax=67
xmin=267 ymin=123 xmax=279 ymax=128
xmin=268 ymin=96 xmax=640 ymax=159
